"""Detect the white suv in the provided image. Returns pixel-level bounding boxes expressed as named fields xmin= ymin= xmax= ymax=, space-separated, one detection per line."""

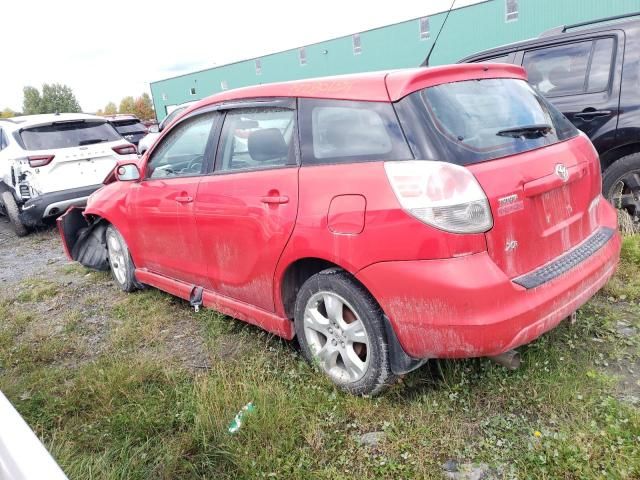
xmin=0 ymin=113 xmax=137 ymax=236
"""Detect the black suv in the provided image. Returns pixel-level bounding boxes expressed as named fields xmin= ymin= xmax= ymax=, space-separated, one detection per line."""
xmin=460 ymin=13 xmax=640 ymax=224
xmin=105 ymin=115 xmax=148 ymax=147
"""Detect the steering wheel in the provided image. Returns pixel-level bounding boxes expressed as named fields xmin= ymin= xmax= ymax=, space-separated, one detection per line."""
xmin=184 ymin=154 xmax=204 ymax=173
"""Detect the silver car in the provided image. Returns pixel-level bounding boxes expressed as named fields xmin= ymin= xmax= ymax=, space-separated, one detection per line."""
xmin=138 ymin=102 xmax=197 ymax=154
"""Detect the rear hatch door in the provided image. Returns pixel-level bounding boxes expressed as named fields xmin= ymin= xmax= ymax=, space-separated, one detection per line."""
xmin=20 ymin=120 xmax=123 ymax=193
xmin=469 ymin=135 xmax=601 ymax=278
xmin=396 ymin=76 xmax=601 ymax=279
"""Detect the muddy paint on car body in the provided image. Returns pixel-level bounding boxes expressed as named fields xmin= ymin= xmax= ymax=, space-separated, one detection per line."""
xmin=58 ymin=64 xmax=621 ymax=364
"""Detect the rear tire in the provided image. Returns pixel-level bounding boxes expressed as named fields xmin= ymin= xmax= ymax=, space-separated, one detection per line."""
xmin=1 ymin=191 xmax=28 ymax=237
xmin=105 ymin=225 xmax=140 ymax=292
xmin=603 ymin=153 xmax=640 ymax=231
xmin=294 ymin=269 xmax=397 ymax=396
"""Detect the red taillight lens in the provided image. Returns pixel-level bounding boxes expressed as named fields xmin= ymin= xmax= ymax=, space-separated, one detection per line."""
xmin=28 ymin=155 xmax=55 ymax=167
xmin=112 ymin=144 xmax=137 ymax=155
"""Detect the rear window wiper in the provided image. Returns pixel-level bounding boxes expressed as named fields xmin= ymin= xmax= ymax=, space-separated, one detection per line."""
xmin=79 ymin=138 xmax=108 ymax=146
xmin=496 ymin=124 xmax=553 ymax=139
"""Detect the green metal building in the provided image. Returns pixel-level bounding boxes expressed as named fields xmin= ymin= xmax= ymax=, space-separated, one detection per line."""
xmin=150 ymin=0 xmax=640 ymax=120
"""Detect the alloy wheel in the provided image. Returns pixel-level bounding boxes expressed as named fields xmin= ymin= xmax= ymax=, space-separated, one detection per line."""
xmin=107 ymin=232 xmax=127 ymax=285
xmin=303 ymin=291 xmax=370 ymax=383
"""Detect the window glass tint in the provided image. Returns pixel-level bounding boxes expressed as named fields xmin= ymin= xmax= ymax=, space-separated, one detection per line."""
xmin=113 ymin=121 xmax=146 ymax=134
xmin=217 ymin=108 xmax=295 ymax=172
xmin=299 ymin=99 xmax=412 ymax=165
xmin=395 ymin=78 xmax=578 ymax=166
xmin=147 ymin=113 xmax=215 ymax=179
xmin=0 ymin=129 xmax=6 ymax=150
xmin=313 ymin=107 xmax=392 ymax=158
xmin=587 ymin=37 xmax=614 ymax=92
xmin=523 ymin=41 xmax=591 ymax=96
xmin=20 ymin=121 xmax=120 ymax=150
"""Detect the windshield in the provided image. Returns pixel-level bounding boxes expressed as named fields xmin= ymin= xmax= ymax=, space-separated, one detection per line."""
xmin=395 ymin=78 xmax=579 ymax=165
xmin=21 ymin=121 xmax=121 ymax=150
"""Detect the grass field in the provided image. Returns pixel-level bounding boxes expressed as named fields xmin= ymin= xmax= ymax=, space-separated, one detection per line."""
xmin=0 ymin=233 xmax=639 ymax=479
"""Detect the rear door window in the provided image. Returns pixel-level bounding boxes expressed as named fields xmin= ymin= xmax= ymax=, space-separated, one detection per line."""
xmin=522 ymin=38 xmax=614 ymax=96
xmin=299 ymin=99 xmax=412 ymax=165
xmin=20 ymin=121 xmax=120 ymax=150
xmin=395 ymin=77 xmax=579 ymax=165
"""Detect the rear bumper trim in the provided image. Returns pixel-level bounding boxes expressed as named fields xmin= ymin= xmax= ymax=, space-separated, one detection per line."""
xmin=19 ymin=184 xmax=101 ymax=226
xmin=513 ymin=227 xmax=616 ymax=289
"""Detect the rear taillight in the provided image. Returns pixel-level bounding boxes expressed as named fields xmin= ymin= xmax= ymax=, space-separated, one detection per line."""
xmin=28 ymin=155 xmax=54 ymax=168
xmin=384 ymin=160 xmax=493 ymax=234
xmin=112 ymin=144 xmax=137 ymax=155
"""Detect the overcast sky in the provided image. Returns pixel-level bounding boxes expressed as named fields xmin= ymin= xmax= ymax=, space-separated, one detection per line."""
xmin=2 ymin=0 xmax=482 ymax=113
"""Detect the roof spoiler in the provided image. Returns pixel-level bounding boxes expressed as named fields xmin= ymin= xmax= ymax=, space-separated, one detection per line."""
xmin=539 ymin=11 xmax=640 ymax=37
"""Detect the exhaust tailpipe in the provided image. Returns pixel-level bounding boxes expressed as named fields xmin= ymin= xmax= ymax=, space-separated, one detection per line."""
xmin=488 ymin=350 xmax=521 ymax=370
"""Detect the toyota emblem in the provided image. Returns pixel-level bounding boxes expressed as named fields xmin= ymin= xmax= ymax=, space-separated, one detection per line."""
xmin=555 ymin=163 xmax=569 ymax=182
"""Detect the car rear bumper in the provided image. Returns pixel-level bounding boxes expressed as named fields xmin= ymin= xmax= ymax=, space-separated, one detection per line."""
xmin=355 ymin=205 xmax=621 ymax=360
xmin=19 ymin=184 xmax=102 ymax=226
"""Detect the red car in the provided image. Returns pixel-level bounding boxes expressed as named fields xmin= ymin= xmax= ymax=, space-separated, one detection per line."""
xmin=59 ymin=64 xmax=621 ymax=395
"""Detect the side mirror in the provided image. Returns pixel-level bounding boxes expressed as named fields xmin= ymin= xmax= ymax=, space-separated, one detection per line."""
xmin=115 ymin=163 xmax=141 ymax=181
xmin=148 ymin=124 xmax=159 ymax=133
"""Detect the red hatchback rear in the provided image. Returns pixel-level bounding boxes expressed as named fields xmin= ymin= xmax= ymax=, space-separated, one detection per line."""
xmin=59 ymin=64 xmax=621 ymax=395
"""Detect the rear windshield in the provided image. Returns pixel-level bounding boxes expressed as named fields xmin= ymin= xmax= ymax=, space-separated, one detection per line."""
xmin=395 ymin=78 xmax=579 ymax=165
xmin=112 ymin=120 xmax=146 ymax=134
xmin=20 ymin=121 xmax=121 ymax=150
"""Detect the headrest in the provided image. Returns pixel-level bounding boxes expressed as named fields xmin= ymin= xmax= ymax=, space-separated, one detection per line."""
xmin=548 ymin=65 xmax=574 ymax=90
xmin=248 ymin=128 xmax=288 ymax=162
xmin=525 ymin=64 xmax=544 ymax=86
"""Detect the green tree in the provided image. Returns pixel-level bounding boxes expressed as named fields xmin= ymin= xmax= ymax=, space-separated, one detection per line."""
xmin=39 ymin=83 xmax=81 ymax=113
xmin=133 ymin=93 xmax=154 ymax=120
xmin=119 ymin=96 xmax=135 ymax=114
xmin=22 ymin=86 xmax=42 ymax=115
xmin=104 ymin=102 xmax=117 ymax=115
xmin=0 ymin=108 xmax=16 ymax=118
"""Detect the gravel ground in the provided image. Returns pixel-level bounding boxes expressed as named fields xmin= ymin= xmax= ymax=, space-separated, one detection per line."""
xmin=0 ymin=219 xmax=64 ymax=285
xmin=0 ymin=217 xmax=211 ymax=369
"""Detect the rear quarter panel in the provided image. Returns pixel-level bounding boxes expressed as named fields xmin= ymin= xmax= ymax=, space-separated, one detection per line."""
xmin=273 ymin=161 xmax=486 ymax=315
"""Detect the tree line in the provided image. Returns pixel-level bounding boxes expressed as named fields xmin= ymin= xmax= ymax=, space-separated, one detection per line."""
xmin=1 ymin=84 xmax=155 ymax=120
xmin=96 ymin=94 xmax=154 ymax=120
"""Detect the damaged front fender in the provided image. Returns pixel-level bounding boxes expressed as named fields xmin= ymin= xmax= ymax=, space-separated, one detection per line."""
xmin=57 ymin=207 xmax=109 ymax=271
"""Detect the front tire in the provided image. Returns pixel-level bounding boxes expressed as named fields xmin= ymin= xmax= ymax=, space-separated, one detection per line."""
xmin=294 ymin=269 xmax=397 ymax=396
xmin=1 ymin=191 xmax=28 ymax=237
xmin=106 ymin=225 xmax=140 ymax=292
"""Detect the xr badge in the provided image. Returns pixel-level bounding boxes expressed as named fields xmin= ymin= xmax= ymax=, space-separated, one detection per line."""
xmin=505 ymin=239 xmax=519 ymax=252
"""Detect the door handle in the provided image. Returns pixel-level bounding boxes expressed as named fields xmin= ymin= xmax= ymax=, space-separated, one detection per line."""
xmin=260 ymin=195 xmax=289 ymax=205
xmin=175 ymin=195 xmax=193 ymax=204
xmin=574 ymin=109 xmax=612 ymax=121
